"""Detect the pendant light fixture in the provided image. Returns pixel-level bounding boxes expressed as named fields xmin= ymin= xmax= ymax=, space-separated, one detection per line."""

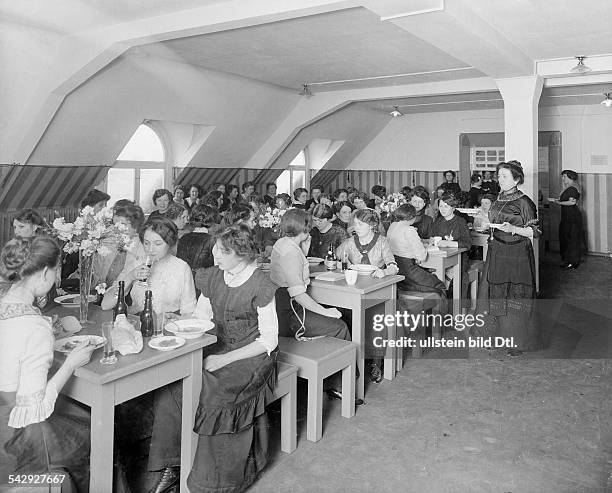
xmin=570 ymin=56 xmax=592 ymax=74
xmin=389 ymin=106 xmax=403 ymax=117
xmin=601 ymin=93 xmax=612 ymax=107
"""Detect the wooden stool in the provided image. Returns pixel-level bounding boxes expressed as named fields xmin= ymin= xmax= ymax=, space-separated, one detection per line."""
xmin=277 ymin=337 xmax=356 ymax=442
xmin=270 ymin=361 xmax=298 ymax=453
xmin=467 ymin=260 xmax=484 ymax=311
xmin=396 ymin=290 xmax=442 ymax=370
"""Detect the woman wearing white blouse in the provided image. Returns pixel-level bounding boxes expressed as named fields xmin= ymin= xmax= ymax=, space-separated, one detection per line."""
xmin=0 ymin=237 xmax=95 ymax=489
xmin=147 ymin=224 xmax=278 ymax=493
xmin=101 ymin=216 xmax=196 ymax=316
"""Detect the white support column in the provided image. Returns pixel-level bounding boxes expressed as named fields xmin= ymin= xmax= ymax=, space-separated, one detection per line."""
xmin=496 ymin=76 xmax=543 ymax=291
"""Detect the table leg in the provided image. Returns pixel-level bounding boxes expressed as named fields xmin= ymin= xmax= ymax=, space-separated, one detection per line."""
xmin=89 ymin=384 xmax=115 ymax=491
xmin=350 ymin=302 xmax=365 ymax=400
xmin=452 ymin=256 xmax=461 ymax=317
xmin=383 ymin=293 xmax=397 ymax=381
xmin=306 ymin=377 xmax=323 ymax=442
xmin=181 ymin=349 xmax=203 ymax=491
xmin=341 ymin=360 xmax=355 ymax=419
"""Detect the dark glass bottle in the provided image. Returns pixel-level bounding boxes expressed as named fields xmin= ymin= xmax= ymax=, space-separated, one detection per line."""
xmin=113 ymin=281 xmax=128 ymax=321
xmin=140 ymin=290 xmax=154 ymax=337
xmin=325 ymin=244 xmax=335 ymax=271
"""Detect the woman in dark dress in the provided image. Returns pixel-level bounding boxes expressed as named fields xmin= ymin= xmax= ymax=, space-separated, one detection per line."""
xmin=148 ymin=224 xmax=278 ymax=493
xmin=550 ymin=170 xmax=583 ymax=269
xmin=308 ymin=204 xmax=348 ymax=258
xmin=332 ymin=201 xmax=355 ymax=232
xmin=148 ymin=189 xmax=173 ymax=218
xmin=409 ymin=186 xmax=434 ymax=239
xmin=439 ymin=170 xmax=462 ymax=195
xmin=478 ymin=161 xmax=541 ymax=354
xmin=176 ymin=205 xmax=217 ymax=278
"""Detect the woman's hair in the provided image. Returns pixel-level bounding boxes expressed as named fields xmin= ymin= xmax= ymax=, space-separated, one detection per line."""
xmin=409 ymin=186 xmax=431 ymax=205
xmin=114 ymin=199 xmax=136 ymax=208
xmin=81 ymin=189 xmax=110 ymax=209
xmin=247 ymin=194 xmax=265 ymax=207
xmin=174 ymin=185 xmax=186 ymax=194
xmin=333 ymin=188 xmax=348 ymax=199
xmin=312 ymin=204 xmax=334 ymax=220
xmin=113 ymin=203 xmax=145 ymax=231
xmin=265 ymin=182 xmax=277 ymax=193
xmin=332 ymin=200 xmax=355 ymax=216
xmin=276 ymin=193 xmax=292 ymax=207
xmin=227 ymin=184 xmax=239 ymax=196
xmin=440 ymin=191 xmax=461 ymax=208
xmin=189 ymin=184 xmax=201 ymax=195
xmin=215 ymin=223 xmax=258 ymax=262
xmin=152 ymin=189 xmax=173 ymax=206
xmin=371 ymin=185 xmax=387 ymax=199
xmin=139 ymin=216 xmax=179 ymax=247
xmin=228 ymin=203 xmax=254 ymax=224
xmin=471 ymin=173 xmax=482 ymax=184
xmin=481 ymin=193 xmax=497 ymax=203
xmin=562 ymin=169 xmax=579 ymax=181
xmin=497 ymin=160 xmax=524 ymax=185
xmin=353 ymin=208 xmax=382 ymax=233
xmin=311 ymin=185 xmax=323 ymax=193
xmin=392 ymin=203 xmax=417 ymax=222
xmin=444 ymin=170 xmax=456 ymax=180
xmin=201 ymin=190 xmax=223 ymax=208
xmin=165 ymin=202 xmax=187 ymax=221
xmin=190 ymin=204 xmax=219 ymax=227
xmin=400 ymin=186 xmax=412 ymax=198
xmin=319 ymin=193 xmax=332 ymax=203
xmin=293 ymin=187 xmax=308 ymax=200
xmin=241 ymin=181 xmax=255 ymax=193
xmin=14 ymin=209 xmax=45 ymax=227
xmin=279 ymin=208 xmax=311 ymax=237
xmin=1 ymin=236 xmax=60 ymax=282
xmin=351 ymin=191 xmax=368 ymax=203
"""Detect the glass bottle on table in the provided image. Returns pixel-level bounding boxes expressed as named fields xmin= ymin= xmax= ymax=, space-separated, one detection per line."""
xmin=140 ymin=290 xmax=155 ymax=338
xmin=113 ymin=281 xmax=128 ymax=321
xmin=325 ymin=245 xmax=335 ymax=271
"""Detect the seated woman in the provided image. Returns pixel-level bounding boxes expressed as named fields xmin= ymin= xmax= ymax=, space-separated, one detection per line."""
xmin=387 ymin=204 xmax=446 ymax=297
xmin=308 ymin=204 xmax=349 ymax=259
xmin=332 ymin=200 xmax=355 ymax=231
xmin=473 ymin=193 xmax=496 ymax=232
xmin=292 ymin=187 xmax=309 ymax=210
xmin=148 ymin=189 xmax=173 ymax=219
xmin=148 ymin=224 xmax=279 ymax=493
xmin=275 ymin=193 xmax=292 ymax=211
xmin=165 ymin=202 xmax=190 ymax=242
xmin=101 ymin=216 xmax=196 ymax=315
xmin=336 ymin=208 xmax=399 ymax=383
xmin=177 ymin=205 xmax=217 ymax=278
xmin=12 ymin=209 xmax=46 ymax=240
xmin=409 ymin=186 xmax=434 ymax=238
xmin=173 ymin=185 xmax=186 ymax=205
xmin=0 ymin=237 xmax=95 ymax=490
xmin=431 ymin=191 xmax=472 ymax=304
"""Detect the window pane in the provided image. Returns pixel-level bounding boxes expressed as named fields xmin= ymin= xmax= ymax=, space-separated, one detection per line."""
xmin=117 ymin=124 xmax=165 ymax=162
xmin=289 ymin=151 xmax=306 ymax=166
xmin=276 ymin=170 xmax=290 ymax=195
xmin=107 ymin=168 xmax=135 ymax=207
xmin=291 ymin=170 xmax=304 ymax=191
xmin=140 ymin=169 xmax=165 ymax=215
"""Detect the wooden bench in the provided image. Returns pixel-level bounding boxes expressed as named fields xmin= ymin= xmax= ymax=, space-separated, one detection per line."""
xmin=396 ymin=290 xmax=442 ymax=370
xmin=270 ymin=361 xmax=298 ymax=453
xmin=277 ymin=337 xmax=356 ymax=442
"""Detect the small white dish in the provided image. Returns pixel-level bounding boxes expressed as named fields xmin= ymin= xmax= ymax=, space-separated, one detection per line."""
xmin=149 ymin=335 xmax=185 ymax=351
xmin=54 ymin=294 xmax=96 ymax=307
xmin=165 ymin=319 xmax=214 ymax=339
xmin=350 ymin=264 xmax=377 ymax=275
xmin=54 ymin=335 xmax=106 ymax=353
xmin=307 ymin=257 xmax=324 ymax=265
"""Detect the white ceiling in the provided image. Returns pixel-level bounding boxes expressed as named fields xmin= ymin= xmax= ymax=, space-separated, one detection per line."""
xmin=138 ymin=7 xmax=483 ymax=92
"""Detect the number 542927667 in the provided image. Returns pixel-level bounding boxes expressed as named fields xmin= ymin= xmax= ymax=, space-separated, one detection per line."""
xmin=7 ymin=473 xmax=66 ymax=485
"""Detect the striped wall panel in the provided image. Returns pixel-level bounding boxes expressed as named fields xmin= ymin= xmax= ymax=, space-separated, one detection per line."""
xmin=0 ymin=206 xmax=80 ymax=247
xmin=580 ymin=173 xmax=612 ymax=255
xmin=0 ymin=165 xmax=108 ymax=210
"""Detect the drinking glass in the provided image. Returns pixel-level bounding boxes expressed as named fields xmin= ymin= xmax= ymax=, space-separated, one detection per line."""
xmin=137 ymin=256 xmax=152 ymax=287
xmin=100 ymin=321 xmax=118 ymax=364
xmin=153 ymin=311 xmax=165 ymax=339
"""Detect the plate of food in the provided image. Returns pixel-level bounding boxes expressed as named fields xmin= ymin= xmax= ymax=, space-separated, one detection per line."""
xmin=456 ymin=208 xmax=481 ymax=215
xmin=54 ymin=294 xmax=97 ymax=307
xmin=349 ymin=264 xmax=377 ymax=275
xmin=54 ymin=335 xmax=106 ymax=353
xmin=149 ymin=335 xmax=186 ymax=351
xmin=307 ymin=257 xmax=324 ymax=265
xmin=165 ymin=319 xmax=214 ymax=339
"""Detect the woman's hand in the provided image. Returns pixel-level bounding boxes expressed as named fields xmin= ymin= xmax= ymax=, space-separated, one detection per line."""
xmin=129 ymin=263 xmax=151 ymax=283
xmin=325 ymin=307 xmax=342 ymax=318
xmin=203 ymin=354 xmax=230 ymax=372
xmin=548 ymin=198 xmax=557 ymax=203
xmin=65 ymin=342 xmax=96 ymax=371
xmin=498 ymin=222 xmax=517 ymax=234
xmin=372 ymin=268 xmax=386 ymax=278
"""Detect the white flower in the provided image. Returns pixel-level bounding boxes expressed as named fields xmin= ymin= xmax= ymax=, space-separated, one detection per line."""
xmin=97 ymin=245 xmax=112 ymax=257
xmin=95 ymin=282 xmax=107 ymax=295
xmin=81 ymin=206 xmax=94 ymax=217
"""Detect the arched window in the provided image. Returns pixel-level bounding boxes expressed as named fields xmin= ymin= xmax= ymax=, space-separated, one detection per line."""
xmin=107 ymin=123 xmax=168 ymax=214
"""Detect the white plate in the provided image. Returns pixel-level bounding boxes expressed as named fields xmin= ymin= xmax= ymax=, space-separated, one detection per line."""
xmin=488 ymin=223 xmax=504 ymax=229
xmin=165 ymin=319 xmax=214 ymax=339
xmin=456 ymin=208 xmax=481 ymax=215
xmin=350 ymin=264 xmax=377 ymax=275
xmin=307 ymin=257 xmax=324 ymax=265
xmin=148 ymin=335 xmax=186 ymax=351
xmin=54 ymin=294 xmax=97 ymax=307
xmin=54 ymin=335 xmax=106 ymax=353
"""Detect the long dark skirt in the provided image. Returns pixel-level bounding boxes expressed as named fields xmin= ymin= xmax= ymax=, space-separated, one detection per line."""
xmin=394 ymin=256 xmax=447 ymax=297
xmin=559 ymin=216 xmax=583 ymax=265
xmin=477 ymin=237 xmax=541 ymax=351
xmin=0 ymin=394 xmax=90 ymax=492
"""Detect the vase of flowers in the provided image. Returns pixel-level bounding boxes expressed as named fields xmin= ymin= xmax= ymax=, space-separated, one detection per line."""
xmin=52 ymin=206 xmax=131 ymax=324
xmin=379 ymin=192 xmax=407 ymax=215
xmin=257 ymin=207 xmax=286 ymax=241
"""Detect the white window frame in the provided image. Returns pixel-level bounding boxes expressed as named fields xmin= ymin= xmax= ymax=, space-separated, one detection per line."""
xmin=470 ymin=147 xmax=505 ymax=173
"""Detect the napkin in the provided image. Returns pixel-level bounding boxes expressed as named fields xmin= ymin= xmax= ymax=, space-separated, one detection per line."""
xmin=60 ymin=316 xmax=82 ymax=334
xmin=112 ymin=314 xmax=143 ymax=355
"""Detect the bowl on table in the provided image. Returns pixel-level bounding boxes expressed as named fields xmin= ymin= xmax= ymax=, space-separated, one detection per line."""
xmin=307 ymin=257 xmax=324 ymax=265
xmin=349 ymin=264 xmax=377 ymax=275
xmin=165 ymin=319 xmax=214 ymax=339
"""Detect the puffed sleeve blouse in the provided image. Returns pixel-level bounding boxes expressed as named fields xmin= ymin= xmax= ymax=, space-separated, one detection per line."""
xmin=0 ymin=296 xmax=58 ymax=428
xmin=269 ymin=236 xmax=310 ymax=297
xmin=488 ymin=189 xmax=541 ymax=241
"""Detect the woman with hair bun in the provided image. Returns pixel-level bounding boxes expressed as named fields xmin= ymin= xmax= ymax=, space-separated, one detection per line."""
xmin=12 ymin=209 xmax=46 ymax=240
xmin=478 ymin=160 xmax=541 ymax=354
xmin=549 ymin=170 xmax=583 ymax=269
xmin=0 ymin=237 xmax=95 ymax=489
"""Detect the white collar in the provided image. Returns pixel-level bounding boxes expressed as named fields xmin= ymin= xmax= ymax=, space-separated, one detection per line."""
xmin=222 ymin=261 xmax=257 ymax=287
xmin=193 ymin=227 xmax=208 ymax=233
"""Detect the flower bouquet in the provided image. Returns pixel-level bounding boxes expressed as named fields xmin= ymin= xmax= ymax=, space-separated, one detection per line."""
xmin=379 ymin=192 xmax=407 ymax=214
xmin=257 ymin=207 xmax=286 ymax=244
xmin=51 ymin=206 xmax=132 ymax=324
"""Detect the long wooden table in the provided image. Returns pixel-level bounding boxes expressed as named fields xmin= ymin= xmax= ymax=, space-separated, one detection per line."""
xmin=419 ymin=246 xmax=468 ymax=317
xmin=49 ymin=304 xmax=216 ymax=492
xmin=307 ymin=272 xmax=404 ymax=400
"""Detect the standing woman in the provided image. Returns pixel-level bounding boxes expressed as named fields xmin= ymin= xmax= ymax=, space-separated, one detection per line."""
xmin=549 ymin=170 xmax=583 ymax=269
xmin=439 ymin=170 xmax=462 ymax=195
xmin=478 ymin=160 xmax=541 ymax=354
xmin=0 ymin=237 xmax=95 ymax=490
